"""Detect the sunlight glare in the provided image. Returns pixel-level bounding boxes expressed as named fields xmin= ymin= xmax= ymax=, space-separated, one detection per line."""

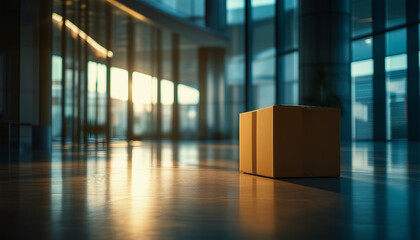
xmin=111 ymin=67 xmax=129 ymax=101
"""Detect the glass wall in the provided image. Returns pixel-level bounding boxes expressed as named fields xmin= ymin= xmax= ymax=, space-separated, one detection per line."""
xmin=110 ymin=67 xmax=129 ymax=138
xmin=385 ymin=29 xmax=407 ymax=139
xmin=161 ymin=29 xmax=174 ymax=138
xmin=351 ymin=38 xmax=373 ymax=140
xmin=52 ymin=55 xmax=62 ymax=139
xmin=50 ymin=0 xmax=217 ymax=142
xmin=51 ymin=0 xmax=92 ymax=142
xmin=280 ymin=52 xmax=298 ymax=105
xmin=252 ymin=0 xmax=275 ymax=109
xmin=279 ymin=0 xmax=299 ymax=105
xmin=226 ymin=0 xmax=245 ymax=138
xmin=386 ymin=0 xmax=405 ymax=28
xmin=132 ymin=21 xmax=154 ymax=138
xmin=179 ymin=37 xmax=199 ymax=139
xmin=86 ymin=0 xmax=108 ymax=141
xmin=351 ymin=0 xmax=372 ymax=37
xmin=146 ymin=0 xmax=205 ymax=25
xmin=49 ymin=0 xmax=304 ymax=142
xmin=351 ymin=0 xmax=419 ymax=140
xmin=225 ymin=0 xmax=300 ymax=138
xmin=47 ymin=0 xmax=420 ymax=142
xmin=110 ymin=7 xmax=129 ymax=139
xmin=63 ymin=3 xmax=75 ymax=142
xmin=87 ymin=61 xmax=107 ymax=139
xmin=133 ymin=72 xmax=154 ymax=137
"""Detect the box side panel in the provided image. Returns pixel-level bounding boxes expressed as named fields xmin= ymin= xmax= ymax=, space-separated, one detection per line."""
xmin=309 ymin=108 xmax=341 ymax=177
xmin=256 ymin=107 xmax=274 ymax=178
xmin=273 ymin=106 xmax=304 ymax=178
xmin=239 ymin=112 xmax=254 ymax=173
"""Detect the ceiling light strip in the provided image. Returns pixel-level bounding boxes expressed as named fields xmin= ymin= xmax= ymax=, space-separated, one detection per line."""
xmin=106 ymin=0 xmax=153 ymax=25
xmin=52 ymin=13 xmax=113 ymax=58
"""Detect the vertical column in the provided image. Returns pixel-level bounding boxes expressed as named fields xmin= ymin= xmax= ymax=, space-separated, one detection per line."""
xmin=105 ymin=2 xmax=112 ymax=142
xmin=72 ymin=23 xmax=77 ymax=142
xmin=406 ymin=0 xmax=420 ymax=141
xmin=0 ymin=0 xmax=20 ymax=146
xmin=215 ymin=48 xmax=226 ymax=138
xmin=127 ymin=16 xmax=134 ymax=140
xmin=198 ymin=47 xmax=226 ymax=139
xmin=76 ymin=0 xmax=82 ymax=143
xmin=244 ymin=0 xmax=253 ymax=112
xmin=0 ymin=1 xmax=20 ymax=123
xmin=275 ymin=0 xmax=284 ymax=105
xmin=156 ymin=29 xmax=163 ymax=140
xmin=83 ymin=0 xmax=89 ymax=143
xmin=150 ymin=28 xmax=156 ymax=136
xmin=299 ymin=0 xmax=351 ymax=140
xmin=372 ymin=0 xmax=386 ymax=140
xmin=198 ymin=48 xmax=208 ymax=140
xmin=34 ymin=0 xmax=53 ymax=149
xmin=172 ymin=33 xmax=180 ymax=140
xmin=205 ymin=0 xmax=226 ymax=31
xmin=94 ymin=0 xmax=100 ymax=141
xmin=61 ymin=0 xmax=67 ymax=144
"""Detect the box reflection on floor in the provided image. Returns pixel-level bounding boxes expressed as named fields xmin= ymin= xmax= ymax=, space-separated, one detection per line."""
xmin=240 ymin=105 xmax=340 ymax=178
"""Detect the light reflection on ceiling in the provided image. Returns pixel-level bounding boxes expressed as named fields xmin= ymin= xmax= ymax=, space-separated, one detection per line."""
xmin=52 ymin=12 xmax=113 ymax=58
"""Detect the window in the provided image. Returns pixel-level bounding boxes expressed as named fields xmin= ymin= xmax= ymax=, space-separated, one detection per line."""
xmin=386 ymin=0 xmax=406 ymax=28
xmin=252 ymin=0 xmax=275 ymax=109
xmin=52 ymin=55 xmax=63 ymax=138
xmin=351 ymin=38 xmax=373 ymax=140
xmin=111 ymin=67 xmax=129 ymax=138
xmin=352 ymin=0 xmax=372 ymax=37
xmin=385 ymin=29 xmax=407 ymax=139
xmin=280 ymin=52 xmax=299 ymax=105
xmin=179 ymin=37 xmax=199 ymax=139
xmin=226 ymin=0 xmax=245 ymax=138
xmin=133 ymin=72 xmax=156 ymax=136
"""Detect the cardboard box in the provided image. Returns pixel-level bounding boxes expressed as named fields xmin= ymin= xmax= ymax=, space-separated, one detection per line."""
xmin=239 ymin=105 xmax=340 ymax=178
xmin=239 ymin=111 xmax=256 ymax=174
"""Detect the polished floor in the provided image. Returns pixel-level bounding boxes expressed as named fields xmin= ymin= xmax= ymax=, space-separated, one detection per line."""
xmin=0 ymin=141 xmax=419 ymax=239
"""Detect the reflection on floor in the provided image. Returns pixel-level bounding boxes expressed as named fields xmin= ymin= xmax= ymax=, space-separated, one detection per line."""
xmin=0 ymin=141 xmax=420 ymax=239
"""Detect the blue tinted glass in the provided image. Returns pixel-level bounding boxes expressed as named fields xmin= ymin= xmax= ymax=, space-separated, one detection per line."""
xmin=386 ymin=0 xmax=406 ymax=28
xmin=252 ymin=0 xmax=275 ymax=109
xmin=280 ymin=52 xmax=299 ymax=105
xmin=352 ymin=0 xmax=372 ymax=37
xmin=146 ymin=0 xmax=205 ymax=25
xmin=179 ymin=37 xmax=199 ymax=139
xmin=110 ymin=67 xmax=128 ymax=138
xmin=226 ymin=0 xmax=245 ymax=138
xmin=385 ymin=54 xmax=407 ymax=139
xmin=386 ymin=28 xmax=407 ymax=56
xmin=352 ymin=37 xmax=373 ymax=61
xmin=351 ymin=59 xmax=374 ymax=139
xmin=385 ymin=28 xmax=407 ymax=139
xmin=52 ymin=55 xmax=62 ymax=138
xmin=283 ymin=0 xmax=298 ymax=50
xmin=227 ymin=0 xmax=245 ymax=24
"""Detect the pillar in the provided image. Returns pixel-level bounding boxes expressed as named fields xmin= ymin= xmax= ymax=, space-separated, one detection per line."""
xmin=205 ymin=0 xmax=226 ymax=31
xmin=198 ymin=47 xmax=226 ymax=140
xmin=33 ymin=0 xmax=52 ymax=149
xmin=372 ymin=0 xmax=386 ymax=140
xmin=406 ymin=0 xmax=420 ymax=141
xmin=171 ymin=33 xmax=180 ymax=140
xmin=127 ymin=16 xmax=134 ymax=140
xmin=299 ymin=0 xmax=351 ymax=140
